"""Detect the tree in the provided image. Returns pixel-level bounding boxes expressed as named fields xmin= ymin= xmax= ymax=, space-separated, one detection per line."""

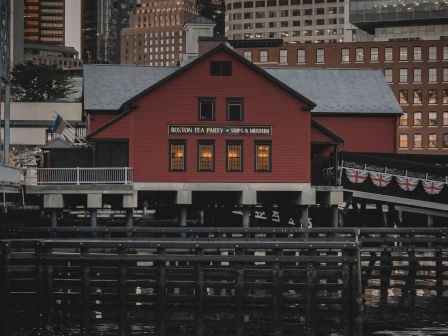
xmin=11 ymin=61 xmax=77 ymax=102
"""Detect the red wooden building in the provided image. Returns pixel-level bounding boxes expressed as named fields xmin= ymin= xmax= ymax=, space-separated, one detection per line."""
xmin=81 ymin=44 xmax=402 ymax=225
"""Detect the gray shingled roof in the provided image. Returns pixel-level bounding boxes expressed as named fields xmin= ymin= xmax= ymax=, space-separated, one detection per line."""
xmin=264 ymin=68 xmax=402 ymax=115
xmin=84 ymin=65 xmax=402 ymax=115
xmin=84 ymin=65 xmax=177 ymax=111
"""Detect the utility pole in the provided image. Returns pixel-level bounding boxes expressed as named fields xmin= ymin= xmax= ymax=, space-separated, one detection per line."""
xmin=0 ymin=0 xmax=11 ymax=165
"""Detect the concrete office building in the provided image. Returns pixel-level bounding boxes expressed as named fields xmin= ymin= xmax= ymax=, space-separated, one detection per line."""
xmin=225 ymin=0 xmax=347 ymax=44
xmin=349 ymin=0 xmax=448 ymax=41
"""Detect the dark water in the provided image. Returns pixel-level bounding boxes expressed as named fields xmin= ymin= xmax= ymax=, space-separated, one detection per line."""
xmin=7 ymin=294 xmax=448 ymax=336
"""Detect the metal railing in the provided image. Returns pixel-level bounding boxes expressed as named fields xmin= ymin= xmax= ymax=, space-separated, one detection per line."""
xmin=25 ymin=167 xmax=133 ymax=185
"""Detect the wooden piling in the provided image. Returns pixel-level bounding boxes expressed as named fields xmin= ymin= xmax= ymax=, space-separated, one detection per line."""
xmin=305 ymin=249 xmax=317 ymax=336
xmin=80 ymin=245 xmax=90 ymax=335
xmin=157 ymin=247 xmax=167 ymax=336
xmin=1 ymin=242 xmax=11 ymax=335
xmin=118 ymin=245 xmax=128 ymax=336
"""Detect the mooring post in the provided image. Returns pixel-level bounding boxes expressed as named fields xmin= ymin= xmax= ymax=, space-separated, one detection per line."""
xmin=80 ymin=245 xmax=90 ymax=335
xmin=180 ymin=205 xmax=188 ymax=227
xmin=118 ymin=245 xmax=128 ymax=336
xmin=436 ymin=248 xmax=443 ymax=297
xmin=380 ymin=249 xmax=392 ymax=304
xmin=305 ymin=249 xmax=317 ymax=335
xmin=242 ymin=206 xmax=250 ymax=228
xmin=341 ymin=249 xmax=351 ymax=336
xmin=195 ymin=247 xmax=205 ymax=336
xmin=50 ymin=209 xmax=58 ymax=228
xmin=272 ymin=247 xmax=283 ymax=335
xmin=90 ymin=209 xmax=97 ymax=238
xmin=1 ymin=242 xmax=11 ymax=335
xmin=235 ymin=247 xmax=245 ymax=336
xmin=353 ymin=245 xmax=364 ymax=336
xmin=331 ymin=205 xmax=339 ymax=227
xmin=126 ymin=208 xmax=134 ymax=238
xmin=157 ymin=247 xmax=167 ymax=336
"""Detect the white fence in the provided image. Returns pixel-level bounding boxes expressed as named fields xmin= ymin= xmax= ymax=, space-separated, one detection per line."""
xmin=25 ymin=167 xmax=133 ymax=185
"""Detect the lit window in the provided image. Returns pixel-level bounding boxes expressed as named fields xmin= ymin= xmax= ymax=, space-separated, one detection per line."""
xmin=413 ymin=112 xmax=422 ymax=126
xmin=399 ymin=47 xmax=408 ymax=61
xmin=316 ymin=48 xmax=325 ymax=63
xmin=413 ymin=134 xmax=422 ymax=148
xmin=198 ymin=141 xmax=214 ymax=172
xmin=413 ymin=46 xmax=422 ymax=61
xmin=280 ymin=49 xmax=288 ymax=63
xmin=399 ymin=134 xmax=408 ymax=148
xmin=399 ymin=112 xmax=408 ymax=126
xmin=428 ymin=89 xmax=437 ymax=104
xmin=384 ymin=47 xmax=393 ymax=61
xmin=169 ymin=140 xmax=186 ymax=172
xmin=399 ymin=68 xmax=408 ymax=83
xmin=428 ymin=68 xmax=437 ymax=82
xmin=413 ymin=68 xmax=422 ymax=82
xmin=341 ymin=48 xmax=350 ymax=62
xmin=227 ymin=98 xmax=244 ymax=121
xmin=297 ymin=49 xmax=306 ymax=63
xmin=227 ymin=141 xmax=243 ymax=172
xmin=255 ymin=142 xmax=271 ymax=172
xmin=399 ymin=90 xmax=408 ymax=105
xmin=428 ymin=134 xmax=438 ymax=148
xmin=260 ymin=50 xmax=268 ymax=63
xmin=428 ymin=46 xmax=437 ymax=61
xmin=443 ymin=134 xmax=448 ymax=148
xmin=356 ymin=48 xmax=364 ymax=62
xmin=413 ymin=90 xmax=422 ymax=104
xmin=198 ymin=98 xmax=215 ymax=121
xmin=210 ymin=61 xmax=232 ymax=76
xmin=370 ymin=47 xmax=379 ymax=62
xmin=429 ymin=112 xmax=438 ymax=126
xmin=443 ymin=89 xmax=448 ymax=104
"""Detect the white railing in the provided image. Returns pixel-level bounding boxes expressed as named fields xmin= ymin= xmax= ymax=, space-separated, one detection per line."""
xmin=25 ymin=167 xmax=133 ymax=185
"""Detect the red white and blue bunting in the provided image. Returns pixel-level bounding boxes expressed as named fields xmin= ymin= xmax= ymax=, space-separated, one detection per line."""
xmin=396 ymin=176 xmax=419 ymax=192
xmin=370 ymin=172 xmax=393 ymax=188
xmin=422 ymin=180 xmax=445 ymax=195
xmin=342 ymin=167 xmax=447 ymax=195
xmin=345 ymin=168 xmax=369 ymax=184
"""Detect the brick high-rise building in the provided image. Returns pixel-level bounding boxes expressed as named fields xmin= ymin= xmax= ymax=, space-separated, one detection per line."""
xmin=120 ymin=0 xmax=198 ymax=66
xmin=24 ymin=0 xmax=65 ymax=45
xmin=223 ymin=39 xmax=448 ymax=154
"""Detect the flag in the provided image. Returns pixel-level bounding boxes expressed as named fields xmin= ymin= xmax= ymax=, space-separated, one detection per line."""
xmin=396 ymin=176 xmax=419 ymax=192
xmin=370 ymin=172 xmax=393 ymax=187
xmin=422 ymin=180 xmax=444 ymax=195
xmin=345 ymin=168 xmax=368 ymax=184
xmin=52 ymin=114 xmax=67 ymax=136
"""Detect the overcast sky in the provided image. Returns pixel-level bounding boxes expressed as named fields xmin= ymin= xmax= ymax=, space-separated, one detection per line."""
xmin=65 ymin=0 xmax=81 ymax=55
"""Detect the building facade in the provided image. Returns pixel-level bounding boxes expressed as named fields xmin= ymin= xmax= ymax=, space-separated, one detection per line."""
xmin=120 ymin=0 xmax=198 ymax=66
xmin=225 ymin=0 xmax=347 ymax=44
xmin=227 ymin=39 xmax=448 ymax=154
xmin=24 ymin=0 xmax=65 ymax=45
xmin=24 ymin=43 xmax=82 ymax=69
xmin=349 ymin=0 xmax=448 ymax=41
xmin=81 ymin=0 xmax=141 ymax=64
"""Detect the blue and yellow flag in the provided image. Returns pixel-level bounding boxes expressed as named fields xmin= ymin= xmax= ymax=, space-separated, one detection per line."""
xmin=52 ymin=114 xmax=67 ymax=136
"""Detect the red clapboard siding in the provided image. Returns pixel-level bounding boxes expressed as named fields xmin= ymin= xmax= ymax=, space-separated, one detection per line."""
xmin=313 ymin=116 xmax=396 ymax=153
xmin=89 ymin=114 xmax=117 ymax=134
xmin=311 ymin=123 xmax=337 ymax=143
xmin=92 ymin=50 xmax=311 ymax=183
